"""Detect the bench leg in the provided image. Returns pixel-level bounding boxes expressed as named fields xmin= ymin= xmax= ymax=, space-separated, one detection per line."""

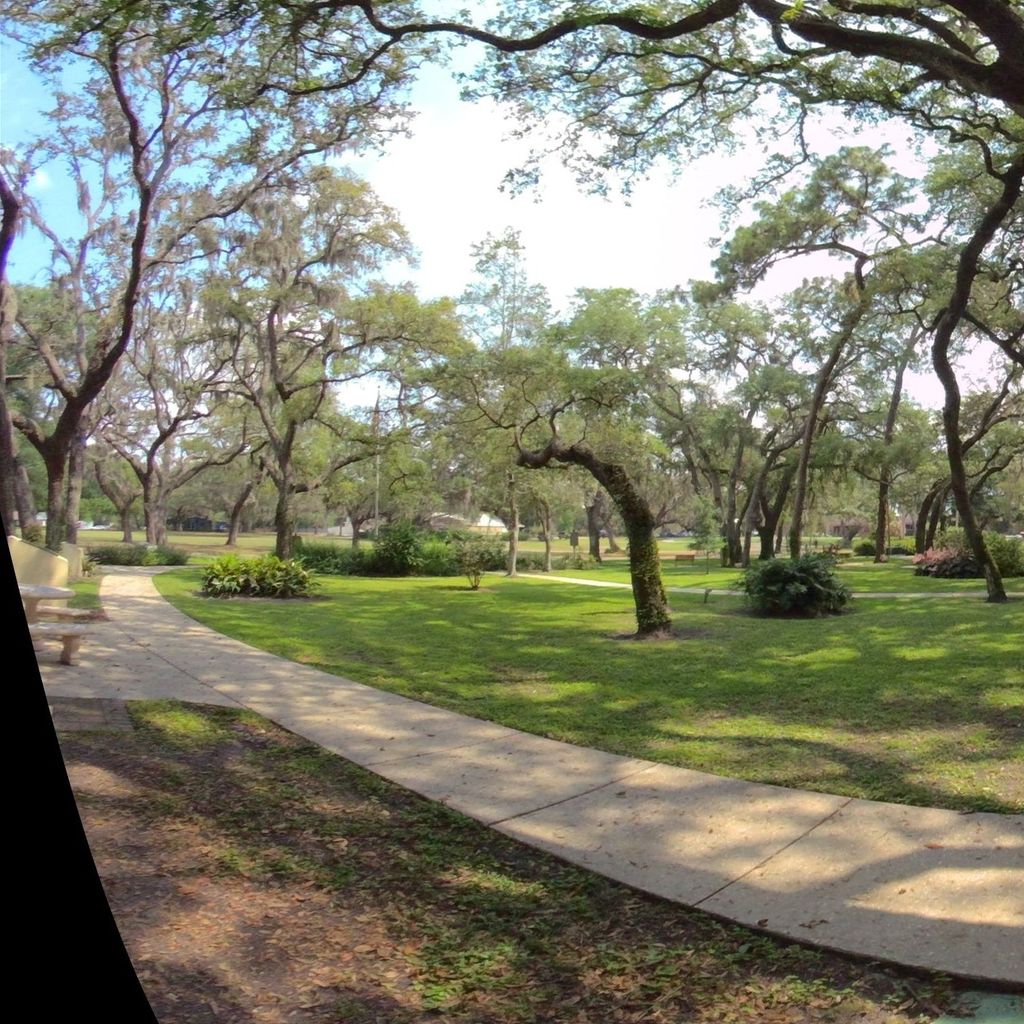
xmin=60 ymin=636 xmax=83 ymax=666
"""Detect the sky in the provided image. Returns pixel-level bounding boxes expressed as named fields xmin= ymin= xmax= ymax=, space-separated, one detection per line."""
xmin=0 ymin=30 xmax=1000 ymax=408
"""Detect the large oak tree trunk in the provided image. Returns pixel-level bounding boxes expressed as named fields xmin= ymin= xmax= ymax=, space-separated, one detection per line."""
xmin=519 ymin=440 xmax=670 ymax=637
xmin=505 ymin=468 xmax=519 ymax=577
xmin=585 ymin=492 xmax=603 ymax=562
xmin=928 ymin=153 xmax=1022 ymax=603
xmin=65 ymin=430 xmax=89 ymax=545
xmin=873 ymin=352 xmax=910 ymax=562
xmin=227 ymin=480 xmax=256 ymax=546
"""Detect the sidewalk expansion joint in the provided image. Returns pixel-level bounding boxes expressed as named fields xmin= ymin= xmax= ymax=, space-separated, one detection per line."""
xmin=114 ymin=627 xmax=253 ymax=712
xmin=693 ymin=796 xmax=855 ymax=908
xmin=484 ymin=762 xmax=662 ymax=828
xmin=360 ymin=734 xmax=525 ymax=767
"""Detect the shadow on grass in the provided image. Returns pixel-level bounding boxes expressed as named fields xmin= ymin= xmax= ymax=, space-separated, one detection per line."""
xmin=154 ymin=572 xmax=1023 ymax=814
xmin=60 ymin=703 xmax=962 ymax=1023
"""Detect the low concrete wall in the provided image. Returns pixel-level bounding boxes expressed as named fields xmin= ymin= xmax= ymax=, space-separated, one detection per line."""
xmin=61 ymin=542 xmax=84 ymax=581
xmin=8 ymin=535 xmax=70 ymax=587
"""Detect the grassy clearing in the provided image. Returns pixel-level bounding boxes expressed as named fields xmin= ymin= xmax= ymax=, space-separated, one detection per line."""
xmin=548 ymin=557 xmax=1024 ymax=594
xmin=154 ymin=570 xmax=1023 ymax=813
xmin=59 ymin=699 xmax=959 ymax=1023
xmin=67 ymin=576 xmax=104 ymax=611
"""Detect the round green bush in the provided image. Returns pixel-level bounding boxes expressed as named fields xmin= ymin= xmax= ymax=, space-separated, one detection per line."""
xmin=737 ymin=554 xmax=852 ymax=617
xmin=371 ymin=522 xmax=424 ymax=576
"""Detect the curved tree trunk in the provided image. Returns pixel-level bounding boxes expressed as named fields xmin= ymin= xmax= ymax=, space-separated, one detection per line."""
xmin=519 ymin=440 xmax=670 ymax=637
xmin=227 ymin=480 xmax=256 ymax=546
xmin=927 ymin=153 xmax=1022 ymax=603
xmin=789 ymin=338 xmax=849 ymax=558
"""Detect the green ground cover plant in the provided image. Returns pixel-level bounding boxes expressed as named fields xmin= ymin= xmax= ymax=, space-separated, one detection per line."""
xmin=67 ymin=576 xmax=103 ymax=611
xmin=156 ymin=571 xmax=1023 ymax=813
xmin=737 ymin=554 xmax=852 ymax=617
xmin=57 ymin=699 xmax=958 ymax=1023
xmin=88 ymin=542 xmax=189 ymax=566
xmin=200 ymin=554 xmax=317 ymax=598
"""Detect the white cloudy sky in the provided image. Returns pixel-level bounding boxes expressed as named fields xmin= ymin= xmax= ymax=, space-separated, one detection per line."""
xmin=1 ymin=33 xmax=1000 ymax=407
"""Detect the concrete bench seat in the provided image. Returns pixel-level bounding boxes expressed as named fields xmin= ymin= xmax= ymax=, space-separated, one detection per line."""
xmin=35 ymin=605 xmax=96 ymax=623
xmin=29 ymin=623 xmax=92 ymax=665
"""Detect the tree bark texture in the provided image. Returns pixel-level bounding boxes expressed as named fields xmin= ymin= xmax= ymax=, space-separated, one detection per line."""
xmin=929 ymin=152 xmax=1023 ymax=602
xmin=505 ymin=468 xmax=519 ymax=577
xmin=519 ymin=440 xmax=671 ymax=636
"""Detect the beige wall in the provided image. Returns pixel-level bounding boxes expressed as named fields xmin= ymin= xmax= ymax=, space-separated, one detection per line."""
xmin=61 ymin=542 xmax=84 ymax=581
xmin=7 ymin=535 xmax=70 ymax=587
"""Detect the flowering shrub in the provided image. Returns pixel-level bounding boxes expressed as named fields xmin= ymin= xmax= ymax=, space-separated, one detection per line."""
xmin=912 ymin=548 xmax=981 ymax=578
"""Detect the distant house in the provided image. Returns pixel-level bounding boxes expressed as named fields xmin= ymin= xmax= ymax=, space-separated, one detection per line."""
xmin=474 ymin=513 xmax=506 ymax=533
xmin=429 ymin=513 xmax=470 ymax=532
xmin=428 ymin=512 xmax=507 ymax=534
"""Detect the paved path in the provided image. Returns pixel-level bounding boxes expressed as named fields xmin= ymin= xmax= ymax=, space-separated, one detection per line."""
xmin=39 ymin=567 xmax=1024 ymax=986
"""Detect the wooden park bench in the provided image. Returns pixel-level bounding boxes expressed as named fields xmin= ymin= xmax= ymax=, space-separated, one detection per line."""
xmin=29 ymin=623 xmax=92 ymax=666
xmin=673 ymin=551 xmax=697 ymax=562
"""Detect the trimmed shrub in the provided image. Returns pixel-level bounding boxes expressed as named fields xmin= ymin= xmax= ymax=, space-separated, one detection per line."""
xmin=985 ymin=533 xmax=1024 ymax=578
xmin=201 ymin=554 xmax=317 ymax=598
xmin=455 ymin=537 xmax=494 ymax=590
xmin=886 ymin=541 xmax=916 ymax=556
xmin=913 ymin=533 xmax=1021 ymax=578
xmin=514 ymin=551 xmax=548 ymax=572
xmin=371 ymin=522 xmax=424 ymax=576
xmin=298 ymin=542 xmax=370 ymax=575
xmin=151 ymin=544 xmax=190 ymax=565
xmin=552 ymin=552 xmax=597 ymax=571
xmin=933 ymin=527 xmax=969 ymax=554
xmin=419 ymin=538 xmax=461 ymax=577
xmin=88 ymin=543 xmax=188 ymax=566
xmin=854 ymin=540 xmax=876 ymax=557
xmin=88 ymin=543 xmax=149 ymax=566
xmin=737 ymin=554 xmax=852 ymax=617
xmin=913 ymin=550 xmax=981 ymax=578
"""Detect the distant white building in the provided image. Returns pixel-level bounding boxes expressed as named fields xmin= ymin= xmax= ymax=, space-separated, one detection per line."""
xmin=428 ymin=512 xmax=506 ymax=534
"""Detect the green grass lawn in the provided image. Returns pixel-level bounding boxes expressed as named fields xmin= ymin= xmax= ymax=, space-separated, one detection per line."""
xmin=58 ymin=700 xmax=959 ymax=1023
xmin=547 ymin=556 xmax=1024 ymax=594
xmin=68 ymin=576 xmax=103 ymax=610
xmin=154 ymin=570 xmax=1023 ymax=813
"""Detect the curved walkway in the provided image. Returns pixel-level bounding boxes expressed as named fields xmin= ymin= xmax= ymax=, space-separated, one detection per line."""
xmin=40 ymin=567 xmax=1024 ymax=987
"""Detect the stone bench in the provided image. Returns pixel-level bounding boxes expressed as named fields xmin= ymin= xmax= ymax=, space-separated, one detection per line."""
xmin=29 ymin=623 xmax=92 ymax=666
xmin=35 ymin=605 xmax=96 ymax=623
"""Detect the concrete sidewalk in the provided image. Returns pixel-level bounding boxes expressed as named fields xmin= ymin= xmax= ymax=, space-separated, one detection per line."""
xmin=38 ymin=567 xmax=1024 ymax=986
